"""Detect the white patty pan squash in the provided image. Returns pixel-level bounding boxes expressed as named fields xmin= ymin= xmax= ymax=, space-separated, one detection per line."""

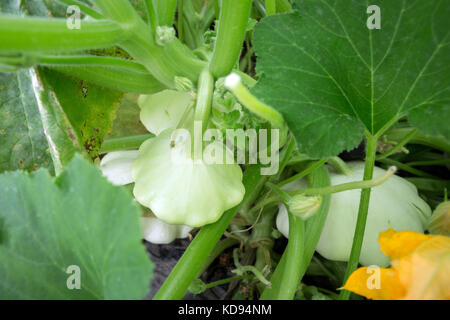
xmin=140 ymin=216 xmax=192 ymax=244
xmin=276 ymin=161 xmax=432 ymax=267
xmin=131 ymin=129 xmax=245 ymax=228
xmin=138 ymin=90 xmax=193 ymax=136
xmin=99 ymin=150 xmax=139 ymax=186
xmin=99 ymin=150 xmax=193 ymax=244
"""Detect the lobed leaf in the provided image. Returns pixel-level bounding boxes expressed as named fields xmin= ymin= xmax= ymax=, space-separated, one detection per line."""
xmin=252 ymin=0 xmax=450 ymax=158
xmin=0 ymin=155 xmax=153 ymax=299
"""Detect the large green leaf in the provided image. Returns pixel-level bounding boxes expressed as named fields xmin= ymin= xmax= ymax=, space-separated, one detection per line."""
xmin=39 ymin=68 xmax=123 ymax=159
xmin=252 ymin=0 xmax=450 ymax=158
xmin=0 ymin=70 xmax=53 ymax=172
xmin=0 ymin=155 xmax=153 ymax=299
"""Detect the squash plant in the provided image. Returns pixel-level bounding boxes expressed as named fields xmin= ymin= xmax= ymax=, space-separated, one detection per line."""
xmin=0 ymin=0 xmax=448 ymax=300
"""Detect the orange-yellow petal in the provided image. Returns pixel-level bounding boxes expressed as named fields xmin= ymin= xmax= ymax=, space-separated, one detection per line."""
xmin=395 ymin=235 xmax=450 ymax=300
xmin=378 ymin=228 xmax=431 ymax=260
xmin=342 ymin=266 xmax=406 ymax=300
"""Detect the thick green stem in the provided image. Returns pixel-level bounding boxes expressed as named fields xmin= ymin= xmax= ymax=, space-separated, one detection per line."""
xmin=144 ymin=0 xmax=158 ymax=30
xmin=120 ymin=23 xmax=206 ymax=87
xmin=153 ymin=0 xmax=177 ymax=26
xmin=194 ymin=69 xmax=214 ymax=130
xmin=118 ymin=21 xmax=178 ymax=87
xmin=213 ymin=0 xmax=220 ymax=19
xmin=225 ymin=73 xmax=286 ymax=131
xmin=209 ymin=0 xmax=252 ymax=78
xmin=100 ymin=134 xmax=154 ymax=154
xmin=38 ymin=55 xmax=165 ymax=94
xmin=153 ymin=165 xmax=268 ymax=300
xmin=275 ymin=0 xmax=293 ymax=12
xmin=261 ymin=166 xmax=331 ymax=299
xmin=278 ymin=159 xmax=328 ymax=187
xmin=339 ymin=134 xmax=378 ymax=300
xmin=327 ymin=156 xmax=353 ymax=175
xmin=265 ymin=0 xmax=277 ymax=15
xmin=290 ymin=166 xmax=396 ymax=196
xmin=91 ymin=0 xmax=204 ymax=87
xmin=0 ymin=16 xmax=124 ymax=53
xmin=177 ymin=0 xmax=184 ymax=42
xmin=277 ymin=211 xmax=305 ymax=299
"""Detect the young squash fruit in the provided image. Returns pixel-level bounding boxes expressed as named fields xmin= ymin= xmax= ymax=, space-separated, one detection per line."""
xmin=100 ymin=150 xmax=193 ymax=244
xmin=102 ymin=89 xmax=245 ymax=229
xmin=277 ymin=162 xmax=432 ymax=266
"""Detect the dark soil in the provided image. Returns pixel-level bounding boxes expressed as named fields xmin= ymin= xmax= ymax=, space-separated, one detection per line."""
xmin=145 ymin=239 xmax=234 ymax=300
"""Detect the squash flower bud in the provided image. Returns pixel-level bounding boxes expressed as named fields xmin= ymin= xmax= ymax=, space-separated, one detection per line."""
xmin=428 ymin=201 xmax=450 ymax=236
xmin=288 ymin=194 xmax=322 ymax=220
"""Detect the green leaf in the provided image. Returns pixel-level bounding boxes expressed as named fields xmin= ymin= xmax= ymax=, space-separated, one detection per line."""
xmin=0 ymin=155 xmax=153 ymax=299
xmin=39 ymin=68 xmax=123 ymax=159
xmin=32 ymin=68 xmax=85 ymax=174
xmin=252 ymin=0 xmax=450 ymax=158
xmin=106 ymin=93 xmax=148 ymax=139
xmin=0 ymin=70 xmax=53 ymax=173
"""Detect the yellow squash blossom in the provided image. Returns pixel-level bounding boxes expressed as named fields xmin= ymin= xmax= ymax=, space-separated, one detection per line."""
xmin=342 ymin=228 xmax=450 ymax=300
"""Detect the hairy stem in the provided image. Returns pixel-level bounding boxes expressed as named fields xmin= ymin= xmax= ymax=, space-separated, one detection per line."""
xmin=276 ymin=210 xmax=305 ymax=299
xmin=265 ymin=0 xmax=277 ymax=15
xmin=153 ymin=0 xmax=177 ymax=26
xmin=261 ymin=166 xmax=331 ymax=299
xmin=327 ymin=156 xmax=353 ymax=175
xmin=0 ymin=17 xmax=124 ymax=53
xmin=339 ymin=134 xmax=378 ymax=300
xmin=38 ymin=55 xmax=165 ymax=94
xmin=209 ymin=0 xmax=252 ymax=78
xmin=278 ymin=159 xmax=328 ymax=187
xmin=100 ymin=134 xmax=154 ymax=154
xmin=290 ymin=165 xmax=396 ymax=196
xmin=194 ymin=69 xmax=214 ymax=130
xmin=225 ymin=73 xmax=286 ymax=131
